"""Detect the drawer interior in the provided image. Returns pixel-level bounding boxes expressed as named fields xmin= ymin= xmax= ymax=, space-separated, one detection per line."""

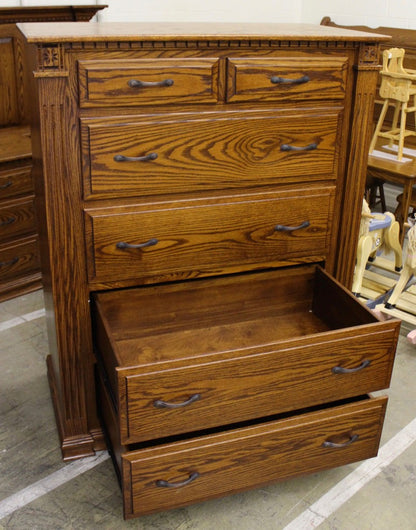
xmin=93 ymin=265 xmax=383 ymax=369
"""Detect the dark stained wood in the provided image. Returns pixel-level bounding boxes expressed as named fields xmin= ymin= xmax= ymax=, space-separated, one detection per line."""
xmin=0 ymin=5 xmax=107 ymax=24
xmin=21 ymin=23 xmax=398 ymax=518
xmin=0 ymin=6 xmax=106 ymax=302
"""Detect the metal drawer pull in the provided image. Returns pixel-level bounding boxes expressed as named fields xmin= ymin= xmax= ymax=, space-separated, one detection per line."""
xmin=323 ymin=434 xmax=359 ymax=449
xmin=156 ymin=472 xmax=200 ymax=488
xmin=153 ymin=393 xmax=201 ymax=409
xmin=116 ymin=238 xmax=158 ymax=250
xmin=113 ymin=152 xmax=158 ymax=162
xmin=0 ymin=181 xmax=12 ymax=189
xmin=280 ymin=142 xmax=318 ymax=152
xmin=0 ymin=216 xmax=16 ymax=227
xmin=271 ymin=75 xmax=310 ymax=85
xmin=332 ymin=360 xmax=371 ymax=374
xmin=274 ymin=220 xmax=310 ymax=232
xmin=128 ymin=78 xmax=174 ymax=88
xmin=0 ymin=257 xmax=18 ymax=267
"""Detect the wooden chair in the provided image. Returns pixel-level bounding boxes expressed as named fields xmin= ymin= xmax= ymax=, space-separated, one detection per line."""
xmin=352 ymin=199 xmax=402 ymax=297
xmin=369 ymin=48 xmax=416 ymax=161
xmin=395 ymin=188 xmax=416 ymax=223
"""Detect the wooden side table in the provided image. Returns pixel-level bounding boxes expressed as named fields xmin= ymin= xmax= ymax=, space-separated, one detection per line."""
xmin=368 ymin=141 xmax=416 ymax=244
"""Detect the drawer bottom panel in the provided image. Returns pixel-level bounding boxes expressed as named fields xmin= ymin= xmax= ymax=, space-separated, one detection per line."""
xmin=97 ymin=375 xmax=387 ymax=519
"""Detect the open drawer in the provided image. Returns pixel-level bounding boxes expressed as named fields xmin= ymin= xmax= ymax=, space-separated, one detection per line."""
xmin=93 ymin=265 xmax=399 ymax=445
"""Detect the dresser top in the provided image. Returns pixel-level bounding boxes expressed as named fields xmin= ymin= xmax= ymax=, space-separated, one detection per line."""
xmin=18 ymin=21 xmax=390 ymax=43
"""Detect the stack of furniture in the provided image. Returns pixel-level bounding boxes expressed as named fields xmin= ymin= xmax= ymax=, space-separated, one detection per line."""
xmin=0 ymin=5 xmax=106 ymax=301
xmin=20 ymin=22 xmax=400 ymax=519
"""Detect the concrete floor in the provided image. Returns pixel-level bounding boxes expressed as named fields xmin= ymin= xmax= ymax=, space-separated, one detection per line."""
xmin=0 ymin=287 xmax=416 ymax=530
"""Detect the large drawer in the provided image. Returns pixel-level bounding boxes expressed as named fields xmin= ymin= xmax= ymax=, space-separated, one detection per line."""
xmin=226 ymin=56 xmax=348 ymax=103
xmin=93 ymin=266 xmax=399 ymax=445
xmin=0 ymin=196 xmax=36 ymax=242
xmin=81 ymin=109 xmax=341 ymax=199
xmin=78 ymin=58 xmax=220 ymax=108
xmin=85 ymin=188 xmax=335 ymax=285
xmin=97 ymin=371 xmax=387 ymax=519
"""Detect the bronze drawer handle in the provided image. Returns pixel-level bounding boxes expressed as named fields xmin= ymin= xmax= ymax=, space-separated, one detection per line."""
xmin=280 ymin=142 xmax=318 ymax=152
xmin=0 ymin=257 xmax=18 ymax=268
xmin=153 ymin=393 xmax=201 ymax=409
xmin=0 ymin=181 xmax=12 ymax=189
xmin=274 ymin=220 xmax=310 ymax=232
xmin=128 ymin=78 xmax=174 ymax=88
xmin=0 ymin=216 xmax=16 ymax=227
xmin=332 ymin=360 xmax=371 ymax=374
xmin=156 ymin=471 xmax=200 ymax=488
xmin=116 ymin=238 xmax=158 ymax=250
xmin=113 ymin=152 xmax=158 ymax=162
xmin=271 ymin=75 xmax=310 ymax=85
xmin=323 ymin=434 xmax=359 ymax=449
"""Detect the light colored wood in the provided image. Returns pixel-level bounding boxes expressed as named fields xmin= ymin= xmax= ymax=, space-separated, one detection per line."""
xmin=18 ymin=21 xmax=391 ymax=43
xmin=369 ymin=48 xmax=416 ymax=161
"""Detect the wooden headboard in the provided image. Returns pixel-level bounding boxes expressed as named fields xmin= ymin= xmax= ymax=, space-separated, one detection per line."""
xmin=321 ymin=16 xmax=416 ymax=68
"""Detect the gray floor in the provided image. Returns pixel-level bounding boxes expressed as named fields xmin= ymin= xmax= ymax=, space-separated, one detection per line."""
xmin=0 ymin=286 xmax=416 ymax=530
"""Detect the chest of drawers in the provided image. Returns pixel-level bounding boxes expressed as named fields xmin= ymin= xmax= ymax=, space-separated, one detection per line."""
xmin=20 ymin=22 xmax=397 ymax=518
xmin=0 ymin=6 xmax=106 ymax=301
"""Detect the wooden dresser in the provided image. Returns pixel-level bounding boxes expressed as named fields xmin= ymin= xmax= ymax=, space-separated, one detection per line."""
xmin=20 ymin=22 xmax=400 ymax=519
xmin=0 ymin=5 xmax=106 ymax=301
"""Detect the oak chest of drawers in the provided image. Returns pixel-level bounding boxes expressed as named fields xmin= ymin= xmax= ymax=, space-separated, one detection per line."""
xmin=0 ymin=6 xmax=106 ymax=301
xmin=20 ymin=22 xmax=398 ymax=519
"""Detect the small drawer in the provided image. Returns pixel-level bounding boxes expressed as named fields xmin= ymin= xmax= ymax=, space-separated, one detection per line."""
xmin=81 ymin=109 xmax=341 ymax=199
xmin=226 ymin=56 xmax=348 ymax=103
xmin=97 ymin=371 xmax=387 ymax=519
xmin=85 ymin=188 xmax=335 ymax=285
xmin=0 ymin=165 xmax=33 ymax=200
xmin=0 ymin=235 xmax=40 ymax=283
xmin=93 ymin=266 xmax=399 ymax=445
xmin=0 ymin=196 xmax=36 ymax=242
xmin=78 ymin=58 xmax=220 ymax=108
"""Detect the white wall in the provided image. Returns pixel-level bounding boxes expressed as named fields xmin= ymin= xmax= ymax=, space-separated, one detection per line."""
xmin=4 ymin=0 xmax=416 ymax=28
xmin=95 ymin=0 xmax=301 ymax=23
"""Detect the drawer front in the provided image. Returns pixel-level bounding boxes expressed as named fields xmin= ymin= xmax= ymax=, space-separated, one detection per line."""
xmin=121 ymin=396 xmax=387 ymax=517
xmin=227 ymin=56 xmax=348 ymax=103
xmin=82 ymin=110 xmax=341 ymax=199
xmin=78 ymin=58 xmax=220 ymax=108
xmin=86 ymin=188 xmax=335 ymax=284
xmin=0 ymin=197 xmax=36 ymax=241
xmin=0 ymin=236 xmax=40 ymax=282
xmin=116 ymin=327 xmax=396 ymax=444
xmin=0 ymin=165 xmax=33 ymax=200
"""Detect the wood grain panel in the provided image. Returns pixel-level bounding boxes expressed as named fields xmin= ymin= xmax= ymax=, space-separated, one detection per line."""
xmin=121 ymin=396 xmax=387 ymax=517
xmin=82 ymin=109 xmax=341 ymax=198
xmin=78 ymin=58 xmax=220 ymax=107
xmin=86 ymin=188 xmax=335 ymax=284
xmin=227 ymin=56 xmax=348 ymax=103
xmin=0 ymin=196 xmax=36 ymax=240
xmin=0 ymin=164 xmax=32 ymax=200
xmin=93 ymin=266 xmax=398 ymax=444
